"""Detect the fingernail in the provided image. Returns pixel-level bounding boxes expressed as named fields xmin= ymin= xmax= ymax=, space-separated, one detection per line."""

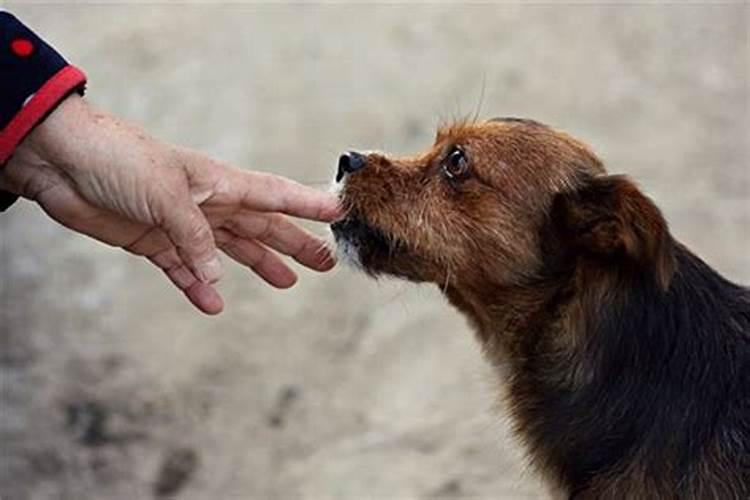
xmin=198 ymin=256 xmax=223 ymax=284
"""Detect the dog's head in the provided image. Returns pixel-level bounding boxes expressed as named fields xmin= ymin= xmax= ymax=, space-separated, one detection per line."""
xmin=331 ymin=118 xmax=673 ymax=293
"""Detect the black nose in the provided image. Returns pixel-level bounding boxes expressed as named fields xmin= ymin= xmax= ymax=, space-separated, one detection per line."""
xmin=337 ymin=151 xmax=367 ymax=182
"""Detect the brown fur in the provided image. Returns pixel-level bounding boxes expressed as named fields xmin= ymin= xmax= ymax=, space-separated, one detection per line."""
xmin=331 ymin=119 xmax=750 ymax=498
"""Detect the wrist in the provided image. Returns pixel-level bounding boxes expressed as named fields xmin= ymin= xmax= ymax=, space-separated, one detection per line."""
xmin=0 ymin=94 xmax=87 ymax=199
xmin=16 ymin=93 xmax=89 ymax=171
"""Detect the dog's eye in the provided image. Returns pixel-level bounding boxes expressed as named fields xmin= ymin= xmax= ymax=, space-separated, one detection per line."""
xmin=443 ymin=147 xmax=469 ymax=180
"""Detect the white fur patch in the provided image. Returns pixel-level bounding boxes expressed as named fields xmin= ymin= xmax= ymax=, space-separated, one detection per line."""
xmin=334 ymin=234 xmax=362 ymax=269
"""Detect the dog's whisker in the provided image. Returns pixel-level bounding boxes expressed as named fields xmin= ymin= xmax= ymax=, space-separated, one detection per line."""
xmin=441 ymin=267 xmax=452 ymax=294
xmin=471 ymin=73 xmax=487 ymax=125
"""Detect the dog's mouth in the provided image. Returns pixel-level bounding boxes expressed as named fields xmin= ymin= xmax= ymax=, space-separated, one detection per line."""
xmin=330 ymin=213 xmax=395 ymax=273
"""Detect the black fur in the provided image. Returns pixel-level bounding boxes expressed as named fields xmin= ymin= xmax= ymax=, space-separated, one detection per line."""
xmin=513 ymin=243 xmax=750 ymax=495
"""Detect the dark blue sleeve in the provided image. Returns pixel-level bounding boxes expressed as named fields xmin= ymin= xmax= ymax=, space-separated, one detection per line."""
xmin=0 ymin=11 xmax=87 ymax=211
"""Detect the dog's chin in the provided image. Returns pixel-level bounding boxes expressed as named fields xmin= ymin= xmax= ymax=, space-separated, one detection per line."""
xmin=330 ymin=216 xmax=433 ymax=283
xmin=330 ymin=216 xmax=392 ymax=275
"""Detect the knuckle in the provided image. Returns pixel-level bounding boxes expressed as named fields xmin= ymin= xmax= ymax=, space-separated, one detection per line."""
xmin=256 ymin=216 xmax=276 ymax=242
xmin=173 ymin=210 xmax=213 ymax=251
xmin=262 ymin=174 xmax=290 ymax=206
xmin=252 ymin=247 xmax=270 ymax=269
xmin=188 ymin=220 xmax=213 ymax=246
xmin=212 ymin=176 xmax=232 ymax=200
xmin=296 ymin=236 xmax=315 ymax=259
xmin=150 ymin=183 xmax=188 ymax=222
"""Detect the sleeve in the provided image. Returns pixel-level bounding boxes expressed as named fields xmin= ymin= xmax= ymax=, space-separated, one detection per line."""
xmin=0 ymin=11 xmax=87 ymax=211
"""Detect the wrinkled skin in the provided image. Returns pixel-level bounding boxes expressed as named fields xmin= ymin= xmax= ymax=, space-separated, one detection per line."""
xmin=1 ymin=95 xmax=341 ymax=314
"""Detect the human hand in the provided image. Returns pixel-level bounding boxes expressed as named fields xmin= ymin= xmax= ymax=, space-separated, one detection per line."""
xmin=0 ymin=94 xmax=341 ymax=314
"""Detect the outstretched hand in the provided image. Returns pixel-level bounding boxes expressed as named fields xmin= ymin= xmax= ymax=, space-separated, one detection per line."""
xmin=0 ymin=94 xmax=341 ymax=314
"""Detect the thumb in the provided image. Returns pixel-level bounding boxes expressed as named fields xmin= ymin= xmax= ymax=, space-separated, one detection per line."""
xmin=161 ymin=198 xmax=223 ymax=284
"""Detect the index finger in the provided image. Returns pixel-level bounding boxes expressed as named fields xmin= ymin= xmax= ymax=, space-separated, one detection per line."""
xmin=232 ymin=171 xmax=342 ymax=222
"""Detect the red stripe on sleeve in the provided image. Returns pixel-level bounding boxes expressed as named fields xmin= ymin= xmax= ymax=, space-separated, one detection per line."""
xmin=0 ymin=65 xmax=86 ymax=165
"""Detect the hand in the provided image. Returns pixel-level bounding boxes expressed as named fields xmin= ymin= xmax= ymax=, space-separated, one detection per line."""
xmin=0 ymin=94 xmax=341 ymax=314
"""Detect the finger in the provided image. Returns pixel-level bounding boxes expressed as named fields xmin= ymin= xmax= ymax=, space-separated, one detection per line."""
xmin=215 ymin=229 xmax=298 ymax=289
xmin=225 ymin=212 xmax=336 ymax=272
xmin=158 ymin=196 xmax=223 ymax=284
xmin=36 ymin=179 xmax=224 ymax=314
xmin=183 ymin=281 xmax=224 ymax=315
xmin=231 ymin=170 xmax=342 ymax=222
xmin=124 ymin=226 xmax=173 ymax=258
xmin=150 ymin=248 xmax=224 ymax=315
xmin=179 ymin=148 xmax=341 ymax=221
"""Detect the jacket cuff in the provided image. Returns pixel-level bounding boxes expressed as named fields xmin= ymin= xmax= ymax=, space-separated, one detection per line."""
xmin=0 ymin=65 xmax=86 ymax=165
xmin=0 ymin=11 xmax=87 ymax=211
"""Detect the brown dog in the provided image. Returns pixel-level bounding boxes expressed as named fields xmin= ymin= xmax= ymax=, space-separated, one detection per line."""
xmin=331 ymin=118 xmax=750 ymax=499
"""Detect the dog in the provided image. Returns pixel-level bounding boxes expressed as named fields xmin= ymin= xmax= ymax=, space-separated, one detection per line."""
xmin=330 ymin=118 xmax=750 ymax=499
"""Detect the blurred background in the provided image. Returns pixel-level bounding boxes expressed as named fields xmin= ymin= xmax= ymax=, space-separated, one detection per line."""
xmin=0 ymin=3 xmax=747 ymax=499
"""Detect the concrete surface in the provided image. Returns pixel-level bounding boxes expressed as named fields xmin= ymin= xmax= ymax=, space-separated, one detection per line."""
xmin=0 ymin=3 xmax=748 ymax=499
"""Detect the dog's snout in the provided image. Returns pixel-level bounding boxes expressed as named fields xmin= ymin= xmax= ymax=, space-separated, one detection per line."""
xmin=337 ymin=151 xmax=367 ymax=182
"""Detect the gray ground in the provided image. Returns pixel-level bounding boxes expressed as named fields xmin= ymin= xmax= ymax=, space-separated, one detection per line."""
xmin=0 ymin=3 xmax=748 ymax=500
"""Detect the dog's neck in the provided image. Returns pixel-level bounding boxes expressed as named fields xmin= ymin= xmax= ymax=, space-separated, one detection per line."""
xmin=443 ymin=267 xmax=648 ymax=494
xmin=443 ymin=269 xmax=580 ymax=355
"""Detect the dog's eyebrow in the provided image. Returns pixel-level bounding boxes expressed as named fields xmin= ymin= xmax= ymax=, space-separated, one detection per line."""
xmin=488 ymin=117 xmax=548 ymax=128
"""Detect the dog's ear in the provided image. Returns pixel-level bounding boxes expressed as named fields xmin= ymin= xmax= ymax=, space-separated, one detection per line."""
xmin=551 ymin=175 xmax=675 ymax=290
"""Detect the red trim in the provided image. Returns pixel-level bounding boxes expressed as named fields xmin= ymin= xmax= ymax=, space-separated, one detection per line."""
xmin=0 ymin=65 xmax=86 ymax=165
